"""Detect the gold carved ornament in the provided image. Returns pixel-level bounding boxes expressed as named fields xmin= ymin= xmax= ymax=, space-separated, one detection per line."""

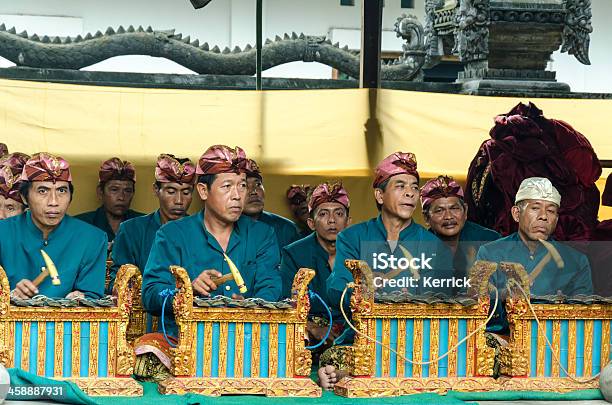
xmin=341 ymin=260 xmax=500 ymax=378
xmin=113 ymin=264 xmax=140 ymax=376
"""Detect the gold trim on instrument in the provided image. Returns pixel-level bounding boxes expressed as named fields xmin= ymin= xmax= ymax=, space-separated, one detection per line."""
xmin=218 ymin=322 xmax=228 ymax=377
xmin=286 ymin=323 xmax=294 ymax=377
xmin=90 ymin=322 xmax=99 ymax=378
xmin=55 ymin=321 xmax=64 ymax=378
xmin=164 ymin=266 xmax=317 ymax=396
xmin=72 ymin=321 xmax=81 ymax=377
xmin=159 ymin=377 xmax=321 ymax=397
xmin=268 ymin=323 xmax=278 ymax=378
xmin=413 ymin=319 xmax=423 ymax=378
xmin=22 ymin=321 xmax=31 ymax=371
xmin=204 ymin=322 xmax=213 ymax=377
xmin=601 ymin=320 xmax=610 ymax=373
xmin=397 ymin=320 xmax=406 ymax=378
xmin=551 ymin=321 xmax=561 ymax=377
xmin=567 ymin=320 xmax=576 ymax=377
xmin=448 ymin=318 xmax=458 ymax=377
xmin=0 ymin=265 xmax=141 ymax=396
xmin=234 ymin=322 xmax=244 ymax=378
xmin=381 ymin=318 xmax=390 ymax=377
xmin=465 ymin=319 xmax=475 ymax=377
xmin=251 ymin=322 xmax=261 ymax=377
xmin=584 ymin=320 xmax=594 ymax=377
xmin=536 ymin=319 xmax=547 ymax=377
xmin=37 ymin=321 xmax=46 ymax=376
xmin=430 ymin=319 xmax=439 ymax=377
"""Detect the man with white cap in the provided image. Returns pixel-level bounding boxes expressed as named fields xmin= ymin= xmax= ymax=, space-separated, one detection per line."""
xmin=477 ymin=177 xmax=593 ymax=333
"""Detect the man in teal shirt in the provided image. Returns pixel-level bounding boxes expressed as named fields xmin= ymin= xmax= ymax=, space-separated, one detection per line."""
xmin=0 ymin=153 xmax=107 ymax=299
xmin=286 ymin=184 xmax=313 ymax=239
xmin=327 ymin=152 xmax=454 ymax=307
xmin=280 ymin=182 xmax=351 ymax=355
xmin=243 ymin=158 xmax=300 ymax=252
xmin=108 ymin=154 xmax=196 ymax=293
xmin=420 ymin=175 xmax=500 ymax=287
xmin=321 ymin=152 xmax=453 ymax=389
xmin=76 ymin=157 xmax=143 ymax=245
xmin=477 ymin=177 xmax=593 ymax=334
xmin=141 ymin=145 xmax=281 ymax=336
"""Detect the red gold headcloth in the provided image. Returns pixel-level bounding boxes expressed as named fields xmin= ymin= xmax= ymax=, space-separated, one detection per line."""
xmin=98 ymin=157 xmax=136 ymax=184
xmin=155 ymin=154 xmax=196 ymax=184
xmin=0 ymin=152 xmax=29 ymax=202
xmin=0 ymin=152 xmax=30 ymax=177
xmin=286 ymin=184 xmax=311 ymax=205
xmin=196 ymin=145 xmax=248 ymax=175
xmin=0 ymin=170 xmax=20 ymax=203
xmin=20 ymin=152 xmax=72 ymax=183
xmin=420 ymin=175 xmax=464 ymax=211
xmin=373 ymin=152 xmax=418 ymax=188
xmin=308 ymin=182 xmax=350 ymax=213
xmin=245 ymin=158 xmax=263 ymax=180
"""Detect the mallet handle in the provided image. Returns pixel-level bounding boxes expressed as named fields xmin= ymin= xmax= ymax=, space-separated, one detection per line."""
xmin=210 ymin=273 xmax=234 ymax=286
xmin=32 ymin=267 xmax=50 ymax=287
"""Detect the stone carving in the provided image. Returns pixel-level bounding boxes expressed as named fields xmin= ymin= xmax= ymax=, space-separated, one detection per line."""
xmin=0 ymin=20 xmax=427 ymax=81
xmin=561 ymin=0 xmax=592 ymax=65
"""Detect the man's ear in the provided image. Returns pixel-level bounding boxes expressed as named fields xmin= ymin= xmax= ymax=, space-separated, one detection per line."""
xmin=153 ymin=183 xmax=160 ymax=197
xmin=511 ymin=205 xmax=520 ymax=223
xmin=374 ymin=188 xmax=384 ymax=205
xmin=307 ymin=217 xmax=315 ymax=231
xmin=96 ymin=185 xmax=104 ymax=201
xmin=347 ymin=216 xmax=353 ymax=226
xmin=196 ymin=182 xmax=208 ymax=201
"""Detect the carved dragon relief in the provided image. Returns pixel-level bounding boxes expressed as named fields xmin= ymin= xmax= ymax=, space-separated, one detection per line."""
xmin=0 ymin=16 xmax=427 ymax=81
xmin=561 ymin=0 xmax=592 ymax=65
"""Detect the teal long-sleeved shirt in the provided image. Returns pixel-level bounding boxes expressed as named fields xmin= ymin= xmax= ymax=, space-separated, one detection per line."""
xmin=142 ymin=210 xmax=281 ymax=335
xmin=76 ymin=206 xmax=144 ymax=242
xmin=280 ymin=232 xmax=339 ymax=320
xmin=444 ymin=221 xmax=501 ymax=281
xmin=326 ymin=215 xmax=455 ymax=311
xmin=0 ymin=211 xmax=107 ymax=298
xmin=108 ymin=210 xmax=162 ymax=293
xmin=477 ymin=232 xmax=593 ymax=333
xmin=254 ymin=211 xmax=301 ymax=252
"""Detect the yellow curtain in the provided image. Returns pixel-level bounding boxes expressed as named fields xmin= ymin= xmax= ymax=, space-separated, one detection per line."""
xmin=1 ymin=79 xmax=611 ymax=222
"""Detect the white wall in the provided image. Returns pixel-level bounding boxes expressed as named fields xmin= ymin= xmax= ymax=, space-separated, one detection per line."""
xmin=0 ymin=0 xmax=609 ymax=92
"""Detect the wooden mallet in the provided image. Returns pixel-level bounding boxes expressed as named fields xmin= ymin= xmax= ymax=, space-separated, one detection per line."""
xmin=32 ymin=250 xmax=61 ymax=287
xmin=209 ymin=253 xmax=247 ymax=294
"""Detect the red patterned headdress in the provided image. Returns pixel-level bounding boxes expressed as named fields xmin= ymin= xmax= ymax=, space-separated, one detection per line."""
xmin=373 ymin=152 xmax=419 ymax=188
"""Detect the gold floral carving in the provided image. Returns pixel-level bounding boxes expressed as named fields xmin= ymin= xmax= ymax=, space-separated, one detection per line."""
xmin=159 ymin=377 xmax=321 ymax=397
xmin=121 ymin=266 xmax=147 ymax=343
xmin=114 ymin=265 xmax=139 ymax=376
xmin=169 ymin=265 xmax=196 ymax=376
xmin=334 ymin=376 xmax=501 ymax=397
xmin=343 ymin=260 xmax=494 ymax=382
xmin=0 ymin=265 xmax=141 ymax=395
xmin=0 ymin=267 xmax=10 ymax=316
xmin=292 ymin=268 xmax=315 ymax=321
xmin=502 ymin=273 xmax=612 ymax=387
xmin=166 ymin=266 xmax=316 ymax=393
xmin=466 ymin=261 xmax=498 ymax=297
xmin=71 ymin=377 xmax=143 ymax=396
